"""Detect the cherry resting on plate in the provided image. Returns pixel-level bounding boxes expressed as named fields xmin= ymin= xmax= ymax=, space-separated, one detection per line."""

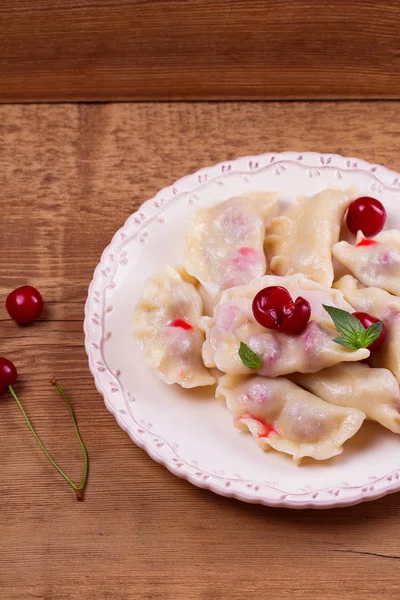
xmin=353 ymin=312 xmax=386 ymax=352
xmin=252 ymin=286 xmax=311 ymax=335
xmin=346 ymin=197 xmax=386 ymax=237
xmin=6 ymin=285 xmax=44 ymax=324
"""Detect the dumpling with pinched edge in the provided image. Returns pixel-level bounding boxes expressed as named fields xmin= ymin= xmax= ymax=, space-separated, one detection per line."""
xmin=184 ymin=191 xmax=278 ymax=302
xmin=333 ymin=230 xmax=400 ymax=296
xmin=238 ymin=272 xmax=357 ymax=330
xmin=201 ymin=274 xmax=369 ymax=377
xmin=265 ymin=187 xmax=357 ymax=287
xmin=217 ymin=374 xmax=366 ymax=463
xmin=292 ymin=363 xmax=400 ymax=434
xmin=334 ymin=274 xmax=400 ymax=380
xmin=133 ymin=265 xmax=216 ymax=388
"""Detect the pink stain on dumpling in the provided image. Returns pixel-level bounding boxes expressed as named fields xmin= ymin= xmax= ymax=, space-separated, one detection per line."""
xmin=248 ymin=333 xmax=280 ymax=366
xmin=234 ymin=247 xmax=262 ymax=267
xmin=237 ymin=381 xmax=279 ymax=436
xmin=223 ymin=271 xmax=257 ymax=289
xmin=222 ymin=249 xmax=264 ymax=288
xmin=381 ymin=252 xmax=391 ymax=266
xmin=216 ymin=207 xmax=250 ymax=241
xmin=237 ymin=413 xmax=277 ymax=438
xmin=286 ymin=405 xmax=328 ymax=442
xmin=216 ymin=300 xmax=248 ymax=331
xmin=239 ymin=383 xmax=269 ymax=408
xmin=231 ymin=257 xmax=250 ymax=270
xmin=387 ymin=309 xmax=400 ymax=325
xmin=231 ymin=254 xmax=262 ymax=272
xmin=380 ymin=250 xmax=400 ymax=268
xmin=304 ymin=322 xmax=323 ymax=354
xmin=164 ymin=327 xmax=193 ymax=357
xmin=238 ymin=246 xmax=258 ymax=258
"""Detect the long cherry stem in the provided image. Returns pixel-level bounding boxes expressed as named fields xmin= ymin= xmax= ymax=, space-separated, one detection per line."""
xmin=50 ymin=378 xmax=89 ymax=499
xmin=8 ymin=379 xmax=88 ymax=501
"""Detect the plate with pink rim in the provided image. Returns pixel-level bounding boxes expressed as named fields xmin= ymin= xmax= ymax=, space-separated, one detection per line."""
xmin=84 ymin=151 xmax=400 ymax=509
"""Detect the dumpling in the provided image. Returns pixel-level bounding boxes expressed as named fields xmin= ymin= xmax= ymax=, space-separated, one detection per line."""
xmin=333 ymin=230 xmax=400 ymax=296
xmin=334 ymin=274 xmax=400 ymax=380
xmin=265 ymin=187 xmax=357 ymax=287
xmin=201 ymin=274 xmax=369 ymax=377
xmin=333 ymin=274 xmax=400 ymax=316
xmin=184 ymin=191 xmax=278 ymax=302
xmin=216 ymin=374 xmax=366 ymax=463
xmin=292 ymin=363 xmax=400 ymax=434
xmin=133 ymin=265 xmax=215 ymax=388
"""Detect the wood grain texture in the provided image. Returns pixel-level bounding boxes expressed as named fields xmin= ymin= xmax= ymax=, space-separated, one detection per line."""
xmin=1 ymin=101 xmax=400 ymax=599
xmin=0 ymin=0 xmax=400 ymax=102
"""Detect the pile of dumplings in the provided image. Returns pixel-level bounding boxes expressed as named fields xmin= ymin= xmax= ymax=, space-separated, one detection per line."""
xmin=134 ymin=188 xmax=400 ymax=463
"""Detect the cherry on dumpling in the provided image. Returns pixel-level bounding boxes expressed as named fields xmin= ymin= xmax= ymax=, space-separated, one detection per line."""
xmin=252 ymin=286 xmax=311 ymax=335
xmin=346 ymin=197 xmax=386 ymax=237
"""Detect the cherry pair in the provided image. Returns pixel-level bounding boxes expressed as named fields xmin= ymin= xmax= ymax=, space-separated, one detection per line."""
xmin=252 ymin=286 xmax=311 ymax=335
xmin=1 ymin=285 xmax=43 ymax=393
xmin=1 ymin=285 xmax=88 ymax=500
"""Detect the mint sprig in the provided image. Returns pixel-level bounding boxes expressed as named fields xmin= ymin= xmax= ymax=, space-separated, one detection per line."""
xmin=238 ymin=342 xmax=262 ymax=369
xmin=323 ymin=305 xmax=383 ymax=351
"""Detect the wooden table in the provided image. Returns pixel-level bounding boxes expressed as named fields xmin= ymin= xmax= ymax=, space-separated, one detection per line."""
xmin=1 ymin=101 xmax=400 ymax=600
xmin=1 ymin=0 xmax=399 ymax=101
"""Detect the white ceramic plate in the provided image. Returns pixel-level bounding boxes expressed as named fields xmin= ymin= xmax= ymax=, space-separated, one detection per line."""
xmin=84 ymin=151 xmax=400 ymax=509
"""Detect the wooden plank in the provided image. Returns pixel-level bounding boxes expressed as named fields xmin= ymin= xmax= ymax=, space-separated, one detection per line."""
xmin=1 ymin=101 xmax=400 ymax=599
xmin=0 ymin=0 xmax=399 ymax=101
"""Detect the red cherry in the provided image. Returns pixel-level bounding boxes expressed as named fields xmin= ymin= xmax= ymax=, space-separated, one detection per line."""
xmin=346 ymin=197 xmax=386 ymax=237
xmin=252 ymin=286 xmax=292 ymax=329
xmin=353 ymin=312 xmax=386 ymax=352
xmin=6 ymin=285 xmax=44 ymax=324
xmin=252 ymin=286 xmax=311 ymax=335
xmin=280 ymin=297 xmax=312 ymax=335
xmin=0 ymin=357 xmax=18 ymax=394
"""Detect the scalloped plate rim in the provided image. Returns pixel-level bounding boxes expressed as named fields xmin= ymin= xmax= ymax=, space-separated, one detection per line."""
xmin=84 ymin=150 xmax=400 ymax=509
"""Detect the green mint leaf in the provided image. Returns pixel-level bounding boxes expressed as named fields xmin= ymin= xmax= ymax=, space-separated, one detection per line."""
xmin=323 ymin=304 xmax=383 ymax=350
xmin=322 ymin=305 xmax=365 ymax=339
xmin=238 ymin=342 xmax=262 ymax=370
xmin=360 ymin=321 xmax=383 ymax=348
xmin=333 ymin=336 xmax=357 ymax=349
